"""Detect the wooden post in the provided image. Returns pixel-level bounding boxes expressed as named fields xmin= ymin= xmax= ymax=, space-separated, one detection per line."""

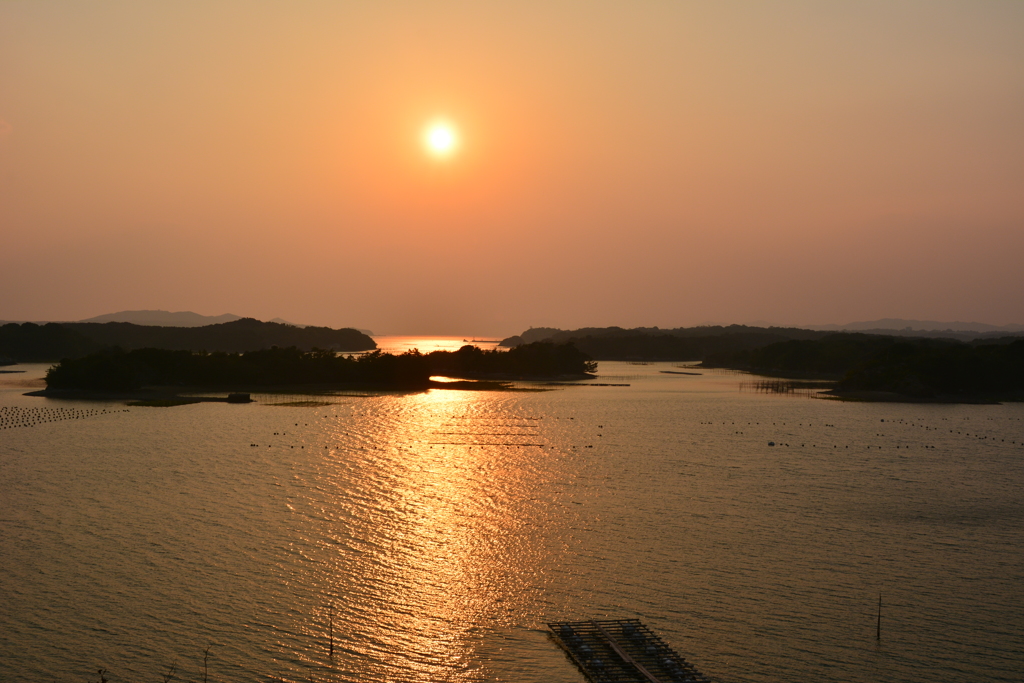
xmin=328 ymin=602 xmax=334 ymax=658
xmin=877 ymin=593 xmax=882 ymax=641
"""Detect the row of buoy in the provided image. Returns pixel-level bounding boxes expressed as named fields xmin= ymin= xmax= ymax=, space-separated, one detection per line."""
xmin=249 ymin=440 xmax=598 ymax=450
xmin=256 ymin=410 xmax=1020 ymax=453
xmin=768 ymin=442 xmax=939 ymax=449
xmin=704 ymin=413 xmax=1023 ymax=448
xmin=886 ymin=416 xmax=1022 ymax=444
xmin=701 ymin=422 xmax=843 ymax=427
xmin=449 ymin=415 xmax=544 ymax=420
xmin=0 ymin=406 xmax=128 ymax=429
xmin=249 ymin=412 xmax=597 ymax=453
xmin=443 ymin=422 xmax=540 ymax=427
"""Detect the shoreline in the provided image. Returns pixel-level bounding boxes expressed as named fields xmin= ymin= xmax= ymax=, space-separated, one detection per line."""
xmin=23 ymin=388 xmax=255 ymax=403
xmin=22 ymin=375 xmax=580 ymax=402
xmin=730 ymin=368 xmax=1023 ymax=405
xmin=818 ymin=389 xmax=1015 ymax=404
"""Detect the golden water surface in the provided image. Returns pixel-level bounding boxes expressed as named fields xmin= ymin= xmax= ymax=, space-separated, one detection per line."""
xmin=2 ymin=354 xmax=1022 ymax=682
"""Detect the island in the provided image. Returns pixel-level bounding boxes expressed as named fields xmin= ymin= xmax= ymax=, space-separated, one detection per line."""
xmin=499 ymin=324 xmax=829 ymax=361
xmin=30 ymin=341 xmax=597 ymax=400
xmin=498 ymin=324 xmax=1024 ymax=402
xmin=705 ymin=334 xmax=1024 ymax=403
xmin=0 ymin=318 xmax=376 ymax=363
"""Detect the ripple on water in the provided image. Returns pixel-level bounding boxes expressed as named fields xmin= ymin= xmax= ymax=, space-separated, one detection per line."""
xmin=1 ymin=362 xmax=1023 ymax=681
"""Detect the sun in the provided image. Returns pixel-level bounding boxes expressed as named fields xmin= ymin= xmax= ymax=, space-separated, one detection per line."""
xmin=423 ymin=120 xmax=459 ymax=158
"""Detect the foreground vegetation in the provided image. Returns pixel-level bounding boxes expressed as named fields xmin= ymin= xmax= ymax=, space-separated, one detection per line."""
xmin=43 ymin=342 xmax=596 ymax=392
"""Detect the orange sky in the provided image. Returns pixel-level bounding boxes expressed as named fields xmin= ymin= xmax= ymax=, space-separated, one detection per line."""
xmin=2 ymin=1 xmax=1022 ymax=334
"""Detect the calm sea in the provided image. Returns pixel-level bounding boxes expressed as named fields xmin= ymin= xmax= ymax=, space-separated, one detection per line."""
xmin=1 ymin=340 xmax=1022 ymax=682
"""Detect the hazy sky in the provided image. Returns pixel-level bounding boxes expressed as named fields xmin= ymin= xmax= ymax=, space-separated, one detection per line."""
xmin=2 ymin=1 xmax=1022 ymax=335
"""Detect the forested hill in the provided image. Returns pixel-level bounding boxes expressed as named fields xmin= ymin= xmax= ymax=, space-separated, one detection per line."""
xmin=0 ymin=319 xmax=375 ymax=362
xmin=42 ymin=342 xmax=595 ymax=392
xmin=835 ymin=338 xmax=1024 ymax=398
xmin=499 ymin=324 xmax=1024 ymax=363
xmin=0 ymin=323 xmax=99 ymax=362
xmin=704 ymin=334 xmax=942 ymax=377
xmin=63 ymin=319 xmax=375 ymax=353
xmin=500 ymin=325 xmax=828 ymax=361
xmin=706 ymin=334 xmax=1024 ymax=399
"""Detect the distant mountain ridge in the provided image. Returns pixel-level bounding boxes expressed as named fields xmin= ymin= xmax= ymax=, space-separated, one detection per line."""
xmin=80 ymin=310 xmax=245 ymax=327
xmin=0 ymin=318 xmax=376 ymax=361
xmin=499 ymin=325 xmax=830 ymax=360
xmin=77 ymin=310 xmax=374 ymax=334
xmin=499 ymin=323 xmax=1024 ymax=361
xmin=63 ymin=318 xmax=375 ymax=354
xmin=806 ymin=318 xmax=1024 ymax=333
xmin=503 ymin=321 xmax=1024 ymax=347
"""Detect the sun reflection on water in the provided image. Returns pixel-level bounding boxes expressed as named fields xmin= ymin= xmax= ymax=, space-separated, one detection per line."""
xmin=296 ymin=387 xmax=561 ymax=681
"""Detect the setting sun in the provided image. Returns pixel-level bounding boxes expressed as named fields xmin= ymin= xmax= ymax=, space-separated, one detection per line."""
xmin=423 ymin=121 xmax=459 ymax=158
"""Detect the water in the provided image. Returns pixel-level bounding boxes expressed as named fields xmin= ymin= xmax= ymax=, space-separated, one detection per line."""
xmin=370 ymin=335 xmax=503 ymax=355
xmin=2 ymin=348 xmax=1023 ymax=682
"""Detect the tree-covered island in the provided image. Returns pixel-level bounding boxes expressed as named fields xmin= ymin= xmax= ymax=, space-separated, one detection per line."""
xmin=0 ymin=318 xmax=376 ymax=362
xmin=500 ymin=325 xmax=1024 ymax=402
xmin=705 ymin=334 xmax=1024 ymax=402
xmin=39 ymin=342 xmax=596 ymax=396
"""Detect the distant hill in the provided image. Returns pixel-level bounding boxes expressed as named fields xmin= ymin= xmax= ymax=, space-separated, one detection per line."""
xmin=807 ymin=318 xmax=1024 ymax=334
xmin=501 ymin=327 xmax=564 ymax=346
xmin=77 ymin=310 xmax=368 ymax=333
xmin=63 ymin=318 xmax=375 ymax=354
xmin=80 ymin=310 xmax=243 ymax=327
xmin=0 ymin=322 xmax=101 ymax=362
xmin=705 ymin=333 xmax=1024 ymax=400
xmin=500 ymin=322 xmax=1024 ymax=359
xmin=500 ymin=325 xmax=828 ymax=361
xmin=267 ymin=317 xmax=303 ymax=327
xmin=0 ymin=318 xmax=376 ymax=361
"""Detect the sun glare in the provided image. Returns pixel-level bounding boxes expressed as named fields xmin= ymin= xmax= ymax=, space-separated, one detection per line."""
xmin=423 ymin=121 xmax=459 ymax=158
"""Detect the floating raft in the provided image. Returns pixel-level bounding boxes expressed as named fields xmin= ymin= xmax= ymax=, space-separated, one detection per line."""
xmin=548 ymin=619 xmax=711 ymax=683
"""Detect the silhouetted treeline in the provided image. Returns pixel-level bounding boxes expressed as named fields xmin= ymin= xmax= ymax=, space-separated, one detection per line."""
xmin=63 ymin=318 xmax=375 ymax=353
xmin=45 ymin=347 xmax=432 ymax=391
xmin=429 ymin=342 xmax=596 ymax=377
xmin=570 ymin=332 xmax=820 ymax=362
xmin=502 ymin=324 xmax=1024 ymax=349
xmin=837 ymin=338 xmax=1024 ymax=398
xmin=500 ymin=325 xmax=828 ymax=361
xmin=43 ymin=342 xmax=595 ymax=392
xmin=707 ymin=333 xmax=1024 ymax=398
xmin=0 ymin=319 xmax=375 ymax=362
xmin=0 ymin=323 xmax=101 ymax=362
xmin=704 ymin=333 xmax=917 ymax=377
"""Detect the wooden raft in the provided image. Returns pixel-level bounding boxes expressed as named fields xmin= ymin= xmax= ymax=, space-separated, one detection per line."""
xmin=547 ymin=619 xmax=711 ymax=683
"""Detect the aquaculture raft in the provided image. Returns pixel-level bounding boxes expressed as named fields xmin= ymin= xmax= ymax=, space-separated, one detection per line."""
xmin=548 ymin=619 xmax=711 ymax=683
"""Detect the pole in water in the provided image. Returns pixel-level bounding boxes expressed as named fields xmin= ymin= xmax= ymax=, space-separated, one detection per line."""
xmin=329 ymin=602 xmax=334 ymax=658
xmin=877 ymin=593 xmax=882 ymax=641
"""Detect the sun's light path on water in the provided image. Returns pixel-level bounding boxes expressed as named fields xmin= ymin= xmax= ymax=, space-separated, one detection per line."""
xmin=423 ymin=120 xmax=459 ymax=158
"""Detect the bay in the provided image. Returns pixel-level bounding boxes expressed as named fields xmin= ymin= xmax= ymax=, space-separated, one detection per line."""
xmin=2 ymin=340 xmax=1022 ymax=682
